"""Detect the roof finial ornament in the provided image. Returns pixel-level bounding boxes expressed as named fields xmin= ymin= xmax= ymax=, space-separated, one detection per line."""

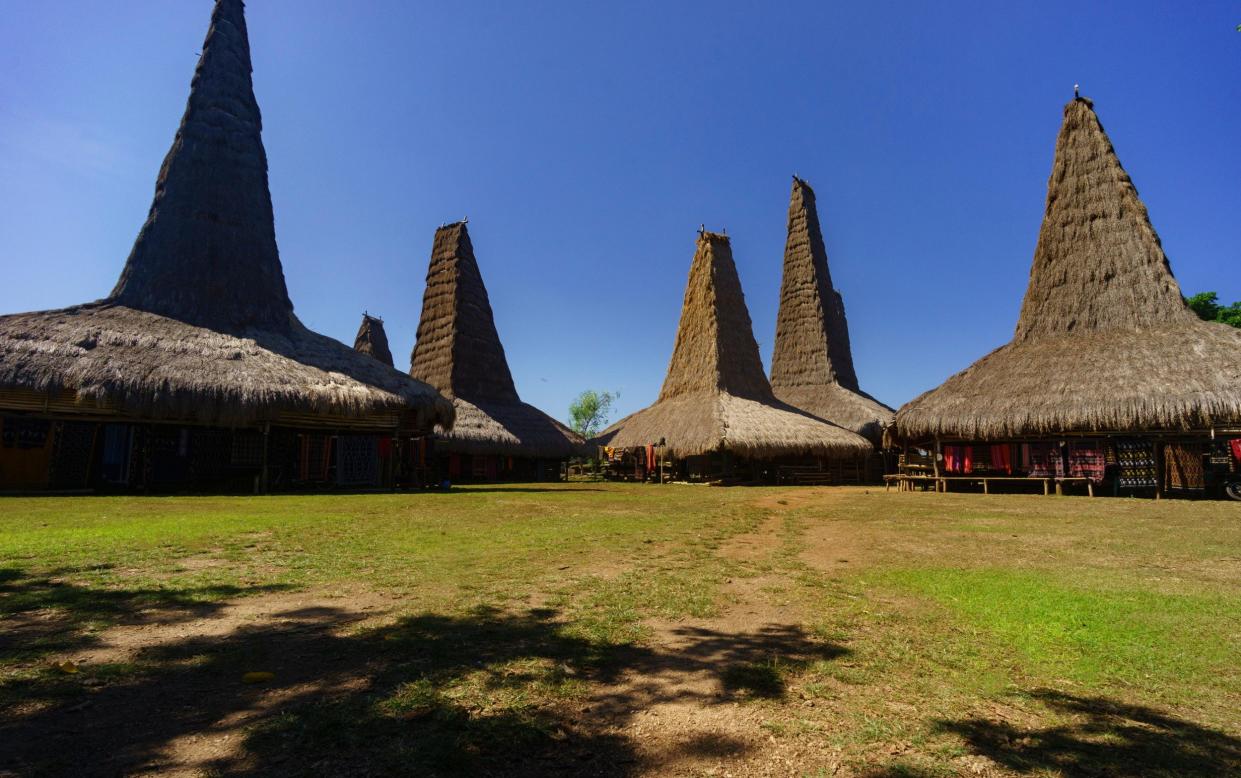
xmin=698 ymin=223 xmax=705 ymax=235
xmin=1074 ymin=83 xmax=1080 ymax=98
xmin=462 ymin=216 xmax=469 ymax=224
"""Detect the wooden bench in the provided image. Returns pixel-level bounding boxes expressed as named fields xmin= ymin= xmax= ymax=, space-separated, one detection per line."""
xmin=885 ymin=474 xmax=1098 ymax=496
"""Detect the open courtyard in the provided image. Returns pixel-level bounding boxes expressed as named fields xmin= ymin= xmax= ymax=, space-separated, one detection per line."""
xmin=1 ymin=484 xmax=1238 ymax=776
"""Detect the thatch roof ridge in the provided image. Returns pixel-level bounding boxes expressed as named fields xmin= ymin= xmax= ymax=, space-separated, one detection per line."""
xmin=410 ymin=222 xmax=519 ymax=403
xmin=109 ymin=0 xmax=293 ymax=334
xmin=353 ymin=314 xmax=394 ymax=367
xmin=1014 ymin=97 xmax=1195 ymax=341
xmin=892 ymin=97 xmax=1241 ymax=441
xmin=597 ymin=230 xmax=873 ymax=459
xmin=769 ymin=177 xmax=892 ymax=442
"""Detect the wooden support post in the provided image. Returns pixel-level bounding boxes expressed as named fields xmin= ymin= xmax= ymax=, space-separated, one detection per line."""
xmin=1055 ymin=481 xmax=1063 ymax=496
xmin=1087 ymin=480 xmax=1094 ymax=498
xmin=1043 ymin=478 xmax=1050 ymax=496
xmin=983 ymin=479 xmax=989 ymax=495
xmin=258 ymin=423 xmax=270 ymax=495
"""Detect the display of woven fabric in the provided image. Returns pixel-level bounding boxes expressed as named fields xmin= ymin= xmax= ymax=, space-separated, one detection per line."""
xmin=337 ymin=435 xmax=378 ymax=486
xmin=50 ymin=422 xmax=97 ymax=489
xmin=298 ymin=434 xmax=333 ymax=482
xmin=1164 ymin=443 xmax=1205 ymax=491
xmin=149 ymin=427 xmax=190 ymax=484
xmin=1026 ymin=443 xmax=1061 ymax=478
xmin=2 ymin=417 xmax=51 ymax=449
xmin=1115 ymin=439 xmax=1157 ymax=489
xmin=230 ymin=431 xmax=264 ymax=467
xmin=190 ymin=429 xmax=231 ymax=482
xmin=1068 ymin=442 xmax=1106 ymax=483
xmin=100 ymin=424 xmax=133 ymax=484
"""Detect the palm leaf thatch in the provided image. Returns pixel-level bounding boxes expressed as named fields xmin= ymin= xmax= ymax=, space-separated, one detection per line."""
xmin=0 ymin=0 xmax=453 ymax=430
xmin=353 ymin=314 xmax=394 ymax=367
xmin=596 ymin=232 xmax=873 ymax=460
xmin=409 ymin=223 xmax=585 ymax=458
xmin=770 ymin=177 xmax=892 ymax=443
xmin=892 ymin=97 xmax=1241 ymax=441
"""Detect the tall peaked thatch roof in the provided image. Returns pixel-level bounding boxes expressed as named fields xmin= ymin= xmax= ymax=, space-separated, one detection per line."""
xmin=110 ymin=0 xmax=291 ymax=334
xmin=0 ymin=0 xmax=454 ymax=430
xmin=770 ymin=177 xmax=892 ymax=443
xmin=596 ymin=232 xmax=872 ymax=460
xmin=892 ymin=97 xmax=1241 ymax=441
xmin=353 ymin=314 xmax=394 ymax=367
xmin=409 ymin=223 xmax=584 ymax=457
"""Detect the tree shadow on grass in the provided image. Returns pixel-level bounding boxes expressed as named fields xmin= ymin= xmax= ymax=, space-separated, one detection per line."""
xmin=0 ymin=595 xmax=846 ymax=776
xmin=930 ymin=689 xmax=1241 ymax=777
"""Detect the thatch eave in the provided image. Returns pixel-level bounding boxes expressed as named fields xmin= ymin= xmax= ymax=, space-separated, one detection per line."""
xmin=0 ymin=302 xmax=455 ymax=430
xmin=433 ymin=396 xmax=587 ymax=458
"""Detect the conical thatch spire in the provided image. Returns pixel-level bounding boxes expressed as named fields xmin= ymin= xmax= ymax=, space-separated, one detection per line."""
xmin=891 ymin=97 xmax=1241 ymax=441
xmin=411 ymin=223 xmax=519 ymax=403
xmin=771 ymin=178 xmax=858 ymax=391
xmin=659 ymin=232 xmax=774 ymax=402
xmin=769 ymin=178 xmax=891 ymax=442
xmin=596 ymin=231 xmax=872 ymax=460
xmin=408 ymin=222 xmax=584 ymax=458
xmin=1014 ymin=97 xmax=1194 ymax=341
xmin=353 ymin=314 xmax=394 ymax=367
xmin=0 ymin=0 xmax=455 ymax=433
xmin=109 ymin=0 xmax=293 ymax=333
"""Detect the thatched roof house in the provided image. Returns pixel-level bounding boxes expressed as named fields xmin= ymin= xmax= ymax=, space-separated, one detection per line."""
xmin=770 ymin=177 xmax=893 ymax=444
xmin=892 ymin=96 xmax=1241 ymax=442
xmin=409 ymin=222 xmax=585 ymax=458
xmin=354 ymin=314 xmax=394 ymax=368
xmin=0 ymin=0 xmax=453 ymax=433
xmin=596 ymin=231 xmax=872 ymax=460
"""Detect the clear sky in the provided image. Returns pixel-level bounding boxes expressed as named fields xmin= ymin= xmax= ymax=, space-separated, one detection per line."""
xmin=1 ymin=1 xmax=1237 ymax=426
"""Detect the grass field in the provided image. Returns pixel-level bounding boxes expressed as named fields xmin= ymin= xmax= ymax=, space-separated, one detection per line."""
xmin=1 ymin=484 xmax=1239 ymax=776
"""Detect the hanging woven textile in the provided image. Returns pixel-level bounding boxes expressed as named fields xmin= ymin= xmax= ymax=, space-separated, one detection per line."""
xmin=337 ymin=435 xmax=379 ymax=486
xmin=1164 ymin=443 xmax=1205 ymax=491
xmin=990 ymin=445 xmax=1012 ymax=474
xmin=1068 ymin=442 xmax=1106 ymax=483
xmin=50 ymin=422 xmax=97 ymax=489
xmin=1115 ymin=439 xmax=1157 ymax=490
xmin=1027 ymin=443 xmax=1056 ymax=478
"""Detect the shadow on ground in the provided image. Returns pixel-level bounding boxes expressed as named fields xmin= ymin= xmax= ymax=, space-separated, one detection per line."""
xmin=939 ymin=690 xmax=1241 ymax=777
xmin=0 ymin=568 xmax=842 ymax=776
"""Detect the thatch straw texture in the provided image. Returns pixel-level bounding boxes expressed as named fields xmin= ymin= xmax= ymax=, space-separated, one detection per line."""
xmin=596 ymin=232 xmax=872 ymax=459
xmin=893 ymin=98 xmax=1241 ymax=441
xmin=353 ymin=314 xmax=394 ymax=367
xmin=0 ymin=304 xmax=453 ymax=427
xmin=410 ymin=223 xmax=586 ymax=458
xmin=770 ymin=178 xmax=892 ymax=443
xmin=0 ymin=0 xmax=454 ymax=431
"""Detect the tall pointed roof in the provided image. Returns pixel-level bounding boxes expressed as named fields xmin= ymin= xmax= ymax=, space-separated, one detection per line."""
xmin=0 ymin=0 xmax=454 ymax=431
xmin=409 ymin=222 xmax=584 ymax=458
xmin=892 ymin=97 xmax=1241 ymax=441
xmin=658 ymin=232 xmax=775 ymax=403
xmin=769 ymin=177 xmax=892 ymax=442
xmin=109 ymin=0 xmax=292 ymax=333
xmin=1014 ymin=98 xmax=1195 ymax=340
xmin=597 ymin=231 xmax=872 ymax=459
xmin=353 ymin=314 xmax=394 ymax=367
xmin=411 ymin=223 xmax=519 ymax=403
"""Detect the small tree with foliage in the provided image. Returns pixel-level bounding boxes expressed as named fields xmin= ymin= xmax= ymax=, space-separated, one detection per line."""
xmin=1186 ymin=292 xmax=1241 ymax=329
xmin=569 ymin=390 xmax=618 ymax=440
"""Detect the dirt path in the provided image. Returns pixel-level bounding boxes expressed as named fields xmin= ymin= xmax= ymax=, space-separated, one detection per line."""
xmin=5 ymin=487 xmax=866 ymax=777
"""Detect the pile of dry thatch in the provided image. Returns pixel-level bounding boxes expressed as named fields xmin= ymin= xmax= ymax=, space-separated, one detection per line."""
xmin=770 ymin=177 xmax=892 ymax=443
xmin=892 ymin=97 xmax=1241 ymax=441
xmin=408 ymin=222 xmax=586 ymax=458
xmin=596 ymin=232 xmax=872 ymax=460
xmin=0 ymin=0 xmax=453 ymax=430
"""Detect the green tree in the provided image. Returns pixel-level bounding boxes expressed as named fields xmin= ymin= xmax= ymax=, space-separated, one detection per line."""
xmin=1186 ymin=291 xmax=1241 ymax=329
xmin=568 ymin=390 xmax=618 ymax=439
xmin=1187 ymin=291 xmax=1221 ymax=321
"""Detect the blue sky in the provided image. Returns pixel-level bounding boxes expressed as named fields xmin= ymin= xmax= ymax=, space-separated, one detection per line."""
xmin=1 ymin=1 xmax=1237 ymax=425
